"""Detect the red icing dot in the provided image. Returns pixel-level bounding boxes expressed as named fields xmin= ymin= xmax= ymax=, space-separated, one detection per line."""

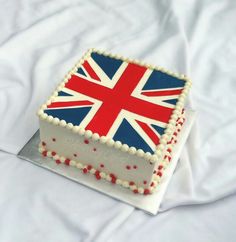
xmin=111 ymin=177 xmax=116 ymax=184
xmin=129 ymin=181 xmax=135 ymax=186
xmin=83 ymin=168 xmax=88 ymax=174
xmin=52 ymin=138 xmax=56 ymax=142
xmin=151 ymin=182 xmax=154 ymax=187
xmin=110 ymin=173 xmax=116 ymax=178
xmin=51 ymin=151 xmax=56 ymax=156
xmin=157 ymin=171 xmax=162 ymax=177
xmin=133 ymin=189 xmax=138 ymax=194
xmin=126 ymin=165 xmax=131 ymax=170
xmin=65 ymin=159 xmax=70 ymax=166
xmin=42 ymin=151 xmax=47 ymax=157
xmin=93 ymin=148 xmax=97 ymax=151
xmin=95 ymin=172 xmax=101 ymax=180
xmin=87 ymin=165 xmax=92 ymax=170
xmin=84 ymin=139 xmax=89 ymax=144
xmin=100 ymin=164 xmax=104 ymax=168
xmin=158 ymin=165 xmax=163 ymax=170
xmin=143 ymin=180 xmax=147 ymax=185
xmin=42 ymin=141 xmax=46 ymax=146
xmin=95 ymin=170 xmax=100 ymax=176
xmin=167 ymin=148 xmax=172 ymax=153
xmin=55 ymin=159 xmax=61 ymax=164
xmin=133 ymin=165 xmax=137 ymax=169
xmin=73 ymin=154 xmax=77 ymax=157
xmin=144 ymin=189 xmax=150 ymax=195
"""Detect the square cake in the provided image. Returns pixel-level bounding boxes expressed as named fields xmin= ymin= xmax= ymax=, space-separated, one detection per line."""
xmin=37 ymin=49 xmax=191 ymax=195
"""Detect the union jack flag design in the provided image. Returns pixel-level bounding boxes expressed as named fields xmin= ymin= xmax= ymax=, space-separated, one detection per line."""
xmin=45 ymin=51 xmax=186 ymax=153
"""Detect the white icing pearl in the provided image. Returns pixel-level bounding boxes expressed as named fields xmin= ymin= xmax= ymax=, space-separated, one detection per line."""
xmin=114 ymin=141 xmax=122 ymax=149
xmin=137 ymin=149 xmax=144 ymax=157
xmin=50 ymin=96 xmax=56 ymax=102
xmin=78 ymin=128 xmax=85 ymax=136
xmin=60 ymin=120 xmax=67 ymax=127
xmin=60 ymin=156 xmax=65 ymax=163
xmin=54 ymin=154 xmax=59 ymax=160
xmin=66 ymin=123 xmax=73 ymax=130
xmin=170 ymin=114 xmax=177 ymax=120
xmin=169 ymin=119 xmax=176 ymax=125
xmin=52 ymin=91 xmax=58 ymax=97
xmin=116 ymin=179 xmax=122 ymax=185
xmin=128 ymin=147 xmax=136 ymax=155
xmin=107 ymin=139 xmax=115 ymax=147
xmin=92 ymin=133 xmax=100 ymax=141
xmin=164 ymin=128 xmax=172 ymax=135
xmin=76 ymin=163 xmax=83 ymax=169
xmin=138 ymin=187 xmax=144 ymax=194
xmin=160 ymin=138 xmax=167 ymax=145
xmin=100 ymin=136 xmax=107 ymax=144
xmin=41 ymin=113 xmax=48 ymax=120
xmin=121 ymin=144 xmax=129 ymax=152
xmin=122 ymin=181 xmax=129 ymax=188
xmin=100 ymin=172 xmax=106 ymax=178
xmin=106 ymin=175 xmax=112 ymax=182
xmin=144 ymin=152 xmax=152 ymax=160
xmin=53 ymin=118 xmax=60 ymax=125
xmin=130 ymin=185 xmax=137 ymax=190
xmin=155 ymin=149 xmax=162 ymax=157
xmin=173 ymin=109 xmax=181 ymax=115
xmin=70 ymin=160 xmax=76 ymax=166
xmin=47 ymin=151 xmax=52 ymax=157
xmin=41 ymin=104 xmax=47 ymax=110
xmin=150 ymin=155 xmax=158 ymax=163
xmin=38 ymin=147 xmax=44 ymax=153
xmin=157 ymin=144 xmax=165 ymax=151
xmin=72 ymin=125 xmax=80 ymax=133
xmin=37 ymin=109 xmax=44 ymax=116
xmin=46 ymin=100 xmax=51 ymax=106
xmin=90 ymin=168 xmax=96 ymax=174
xmin=84 ymin=130 xmax=93 ymax=138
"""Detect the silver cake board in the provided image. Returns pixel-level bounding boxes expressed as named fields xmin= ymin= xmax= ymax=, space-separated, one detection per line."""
xmin=17 ymin=110 xmax=196 ymax=215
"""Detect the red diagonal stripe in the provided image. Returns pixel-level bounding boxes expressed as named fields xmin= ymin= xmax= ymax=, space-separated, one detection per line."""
xmin=47 ymin=100 xmax=93 ymax=109
xmin=141 ymin=89 xmax=183 ymax=97
xmin=136 ymin=120 xmax=160 ymax=145
xmin=83 ymin=60 xmax=100 ymax=81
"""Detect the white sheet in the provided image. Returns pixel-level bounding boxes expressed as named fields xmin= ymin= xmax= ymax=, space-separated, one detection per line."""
xmin=0 ymin=0 xmax=236 ymax=241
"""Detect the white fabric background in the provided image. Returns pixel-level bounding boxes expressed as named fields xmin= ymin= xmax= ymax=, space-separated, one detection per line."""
xmin=0 ymin=0 xmax=236 ymax=241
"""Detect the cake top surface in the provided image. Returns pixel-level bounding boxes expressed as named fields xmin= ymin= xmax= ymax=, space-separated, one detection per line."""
xmin=41 ymin=49 xmax=190 ymax=157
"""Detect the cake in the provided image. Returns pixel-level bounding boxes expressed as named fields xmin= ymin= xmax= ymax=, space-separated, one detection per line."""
xmin=37 ymin=49 xmax=191 ymax=195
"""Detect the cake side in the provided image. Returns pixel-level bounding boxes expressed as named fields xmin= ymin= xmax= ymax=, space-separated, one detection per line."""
xmin=38 ymin=118 xmax=156 ymax=193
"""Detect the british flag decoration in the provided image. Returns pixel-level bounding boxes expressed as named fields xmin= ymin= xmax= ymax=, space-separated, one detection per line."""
xmin=45 ymin=52 xmax=186 ymax=153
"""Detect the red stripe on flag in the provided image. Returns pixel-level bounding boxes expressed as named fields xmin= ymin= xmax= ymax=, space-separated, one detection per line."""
xmin=85 ymin=63 xmax=147 ymax=135
xmin=83 ymin=61 xmax=100 ymax=81
xmin=136 ymin=120 xmax=160 ymax=145
xmin=47 ymin=100 xmax=93 ymax=109
xmin=141 ymin=89 xmax=183 ymax=97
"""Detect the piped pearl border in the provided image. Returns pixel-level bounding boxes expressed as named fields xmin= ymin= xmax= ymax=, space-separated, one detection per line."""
xmin=38 ymin=145 xmax=153 ymax=195
xmin=37 ymin=48 xmax=192 ymax=164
